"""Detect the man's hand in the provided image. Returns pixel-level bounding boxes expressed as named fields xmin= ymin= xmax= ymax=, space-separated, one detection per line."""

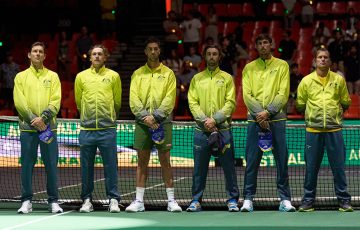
xmin=259 ymin=120 xmax=270 ymax=130
xmin=256 ymin=110 xmax=270 ymax=123
xmin=143 ymin=115 xmax=159 ymax=130
xmin=31 ymin=117 xmax=47 ymax=131
xmin=204 ymin=118 xmax=217 ymax=132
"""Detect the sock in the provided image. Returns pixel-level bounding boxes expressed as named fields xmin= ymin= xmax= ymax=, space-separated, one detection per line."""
xmin=135 ymin=187 xmax=145 ymax=202
xmin=166 ymin=187 xmax=175 ymax=201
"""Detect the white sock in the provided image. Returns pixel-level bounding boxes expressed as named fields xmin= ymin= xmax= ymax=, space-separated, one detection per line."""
xmin=166 ymin=188 xmax=175 ymax=201
xmin=135 ymin=187 xmax=145 ymax=202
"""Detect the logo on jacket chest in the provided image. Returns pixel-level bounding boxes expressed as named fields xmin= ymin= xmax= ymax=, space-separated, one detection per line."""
xmin=102 ymin=78 xmax=111 ymax=84
xmin=42 ymin=79 xmax=51 ymax=88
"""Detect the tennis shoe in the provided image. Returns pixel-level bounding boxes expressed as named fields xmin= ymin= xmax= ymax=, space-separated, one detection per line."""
xmin=339 ymin=200 xmax=353 ymax=212
xmin=186 ymin=201 xmax=201 ymax=212
xmin=167 ymin=200 xmax=182 ymax=212
xmin=80 ymin=198 xmax=94 ymax=213
xmin=125 ymin=200 xmax=145 ymax=213
xmin=227 ymin=199 xmax=239 ymax=212
xmin=50 ymin=202 xmax=63 ymax=213
xmin=279 ymin=200 xmax=295 ymax=212
xmin=240 ymin=199 xmax=253 ymax=212
xmin=109 ymin=198 xmax=120 ymax=213
xmin=18 ymin=200 xmax=32 ymax=214
xmin=298 ymin=201 xmax=314 ymax=212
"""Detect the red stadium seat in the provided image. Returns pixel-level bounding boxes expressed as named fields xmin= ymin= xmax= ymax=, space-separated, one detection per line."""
xmin=198 ymin=4 xmax=209 ymax=16
xmin=331 ymin=2 xmax=347 ymax=15
xmin=315 ymin=2 xmax=332 ymax=15
xmin=348 ymin=1 xmax=360 ymax=14
xmin=182 ymin=3 xmax=192 ymax=15
xmin=223 ymin=22 xmax=239 ymax=36
xmin=344 ymin=94 xmax=360 ymax=119
xmin=232 ymin=86 xmax=247 ymax=120
xmin=227 ymin=4 xmax=242 ymax=17
xmin=242 ymin=2 xmax=255 ymax=17
xmin=214 ymin=4 xmax=228 ymax=16
xmin=267 ymin=2 xmax=285 ymax=16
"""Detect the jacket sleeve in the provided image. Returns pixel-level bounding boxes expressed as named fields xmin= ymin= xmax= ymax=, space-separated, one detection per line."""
xmin=153 ymin=71 xmax=177 ymax=123
xmin=188 ymin=77 xmax=207 ymax=127
xmin=129 ymin=72 xmax=150 ymax=120
xmin=113 ymin=73 xmax=122 ymax=118
xmin=13 ymin=73 xmax=37 ymax=123
xmin=242 ymin=66 xmax=264 ymax=118
xmin=339 ymin=77 xmax=351 ymax=110
xmin=41 ymin=73 xmax=61 ymax=124
xmin=213 ymin=76 xmax=236 ymax=124
xmin=74 ymin=74 xmax=83 ymax=112
xmin=267 ymin=63 xmax=290 ymax=115
xmin=295 ymin=78 xmax=307 ymax=113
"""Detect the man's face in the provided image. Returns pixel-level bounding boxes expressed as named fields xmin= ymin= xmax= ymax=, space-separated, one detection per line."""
xmin=316 ymin=50 xmax=331 ymax=70
xmin=145 ymin=42 xmax=160 ymax=62
xmin=205 ymin=47 xmax=220 ymax=68
xmin=28 ymin=45 xmax=46 ymax=65
xmin=90 ymin=47 xmax=106 ymax=67
xmin=255 ymin=39 xmax=272 ymax=57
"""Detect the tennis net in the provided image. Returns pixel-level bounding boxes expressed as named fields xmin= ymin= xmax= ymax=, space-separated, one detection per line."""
xmin=0 ymin=116 xmax=359 ymax=209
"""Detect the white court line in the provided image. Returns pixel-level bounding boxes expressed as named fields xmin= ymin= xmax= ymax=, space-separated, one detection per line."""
xmin=14 ymin=178 xmax=105 ymax=199
xmin=2 ymin=211 xmax=73 ymax=230
xmin=121 ymin=177 xmax=189 ymax=197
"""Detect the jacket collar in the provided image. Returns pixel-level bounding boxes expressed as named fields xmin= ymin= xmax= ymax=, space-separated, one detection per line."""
xmin=29 ymin=64 xmax=45 ymax=75
xmin=90 ymin=65 xmax=106 ymax=74
xmin=145 ymin=62 xmax=163 ymax=73
xmin=205 ymin=66 xmax=220 ymax=76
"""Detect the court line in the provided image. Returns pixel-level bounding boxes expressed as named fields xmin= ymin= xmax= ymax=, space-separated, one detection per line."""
xmin=121 ymin=177 xmax=189 ymax=197
xmin=2 ymin=210 xmax=73 ymax=230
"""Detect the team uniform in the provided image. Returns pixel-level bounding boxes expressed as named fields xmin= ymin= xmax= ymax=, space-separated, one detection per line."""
xmin=13 ymin=65 xmax=62 ymax=212
xmin=242 ymin=56 xmax=293 ymax=211
xmin=75 ymin=65 xmax=122 ymax=211
xmin=296 ymin=70 xmax=352 ymax=211
xmin=187 ymin=67 xmax=239 ymax=211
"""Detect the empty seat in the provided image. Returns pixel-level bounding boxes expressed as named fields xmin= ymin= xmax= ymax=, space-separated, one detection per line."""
xmin=315 ymin=2 xmax=332 ymax=15
xmin=267 ymin=2 xmax=285 ymax=16
xmin=348 ymin=1 xmax=360 ymax=14
xmin=198 ymin=4 xmax=209 ymax=16
xmin=331 ymin=2 xmax=347 ymax=14
xmin=227 ymin=4 xmax=242 ymax=17
xmin=214 ymin=4 xmax=227 ymax=16
xmin=242 ymin=2 xmax=255 ymax=17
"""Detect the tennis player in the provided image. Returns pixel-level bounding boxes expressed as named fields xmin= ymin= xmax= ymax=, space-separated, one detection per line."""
xmin=125 ymin=36 xmax=182 ymax=213
xmin=75 ymin=44 xmax=122 ymax=213
xmin=14 ymin=42 xmax=63 ymax=214
xmin=186 ymin=44 xmax=239 ymax=212
xmin=296 ymin=47 xmax=353 ymax=212
xmin=241 ymin=34 xmax=295 ymax=212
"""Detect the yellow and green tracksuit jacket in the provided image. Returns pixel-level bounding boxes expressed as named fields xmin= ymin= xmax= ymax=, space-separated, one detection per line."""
xmin=296 ymin=70 xmax=351 ymax=130
xmin=188 ymin=67 xmax=236 ymax=131
xmin=13 ymin=65 xmax=61 ymax=131
xmin=75 ymin=65 xmax=122 ymax=130
xmin=129 ymin=63 xmax=176 ymax=124
xmin=242 ymin=56 xmax=290 ymax=122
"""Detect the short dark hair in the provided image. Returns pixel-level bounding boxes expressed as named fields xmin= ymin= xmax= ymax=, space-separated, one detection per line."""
xmin=30 ymin=41 xmax=46 ymax=52
xmin=255 ymin=34 xmax=272 ymax=44
xmin=145 ymin=36 xmax=161 ymax=49
xmin=315 ymin=47 xmax=329 ymax=57
xmin=88 ymin=44 xmax=110 ymax=58
xmin=202 ymin=44 xmax=223 ymax=61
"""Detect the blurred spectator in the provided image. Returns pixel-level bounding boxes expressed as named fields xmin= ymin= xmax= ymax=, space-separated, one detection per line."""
xmin=300 ymin=0 xmax=314 ymax=27
xmin=163 ymin=10 xmax=181 ymax=58
xmin=180 ymin=11 xmax=202 ymax=56
xmin=287 ymin=63 xmax=303 ymax=114
xmin=278 ymin=30 xmax=297 ymax=65
xmin=282 ymin=0 xmax=296 ymax=29
xmin=219 ymin=36 xmax=237 ymax=77
xmin=201 ymin=36 xmax=215 ymax=53
xmin=163 ymin=49 xmax=183 ymax=77
xmin=0 ymin=52 xmax=20 ymax=110
xmin=344 ymin=44 xmax=360 ymax=94
xmin=57 ymin=31 xmax=70 ymax=81
xmin=234 ymin=35 xmax=249 ymax=71
xmin=205 ymin=5 xmax=218 ymax=44
xmin=328 ymin=30 xmax=347 ymax=72
xmin=76 ymin=26 xmax=94 ymax=71
xmin=176 ymin=60 xmax=197 ymax=116
xmin=331 ymin=61 xmax=345 ymax=78
xmin=312 ymin=22 xmax=331 ymax=44
xmin=189 ymin=2 xmax=204 ymax=21
xmin=183 ymin=46 xmax=201 ymax=71
xmin=345 ymin=8 xmax=359 ymax=38
xmin=100 ymin=0 xmax=117 ymax=39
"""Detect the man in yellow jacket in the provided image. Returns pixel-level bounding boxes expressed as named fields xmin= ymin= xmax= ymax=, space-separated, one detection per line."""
xmin=75 ymin=44 xmax=122 ymax=213
xmin=296 ymin=47 xmax=353 ymax=212
xmin=14 ymin=42 xmax=63 ymax=214
xmin=186 ymin=44 xmax=239 ymax=212
xmin=126 ymin=36 xmax=182 ymax=213
xmin=241 ymin=34 xmax=295 ymax=212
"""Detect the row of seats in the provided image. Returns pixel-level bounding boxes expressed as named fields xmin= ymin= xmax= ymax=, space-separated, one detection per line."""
xmin=183 ymin=1 xmax=360 ymax=18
